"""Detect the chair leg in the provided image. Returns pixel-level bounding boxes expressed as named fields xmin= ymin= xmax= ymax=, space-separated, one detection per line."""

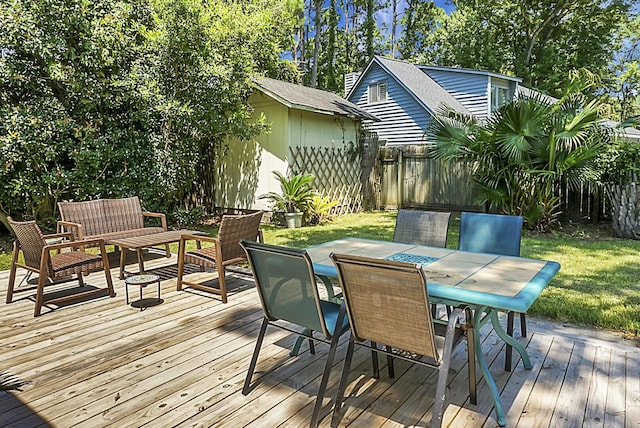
xmin=310 ymin=313 xmax=345 ymax=427
xmin=243 ymin=317 xmax=269 ymax=395
xmin=370 ymin=341 xmax=380 ymax=379
xmin=505 ymin=312 xmax=515 ymax=372
xmin=100 ymin=242 xmax=115 ymax=298
xmin=6 ymin=242 xmax=19 ymax=304
xmin=431 ymin=308 xmax=463 ymax=428
xmin=331 ymin=336 xmax=356 ymax=428
xmin=164 ymin=243 xmax=171 ymax=258
xmin=465 ymin=307 xmax=477 ymax=405
xmin=77 ymin=272 xmax=85 ymax=287
xmin=176 ymin=239 xmax=185 ymax=291
xmin=520 ymin=312 xmax=527 ymax=337
xmin=386 ymin=345 xmax=395 ymax=378
xmin=34 ymin=273 xmax=47 ymax=317
xmin=218 ymin=267 xmax=228 ymax=303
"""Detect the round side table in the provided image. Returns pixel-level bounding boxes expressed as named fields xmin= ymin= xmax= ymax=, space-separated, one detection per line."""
xmin=125 ymin=274 xmax=161 ymax=310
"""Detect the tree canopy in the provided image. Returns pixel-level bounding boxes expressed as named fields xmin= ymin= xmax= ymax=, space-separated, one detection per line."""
xmin=0 ymin=0 xmax=299 ymax=227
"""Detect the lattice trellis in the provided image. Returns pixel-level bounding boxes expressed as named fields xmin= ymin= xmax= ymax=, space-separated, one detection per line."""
xmin=289 ymin=146 xmax=363 ymax=215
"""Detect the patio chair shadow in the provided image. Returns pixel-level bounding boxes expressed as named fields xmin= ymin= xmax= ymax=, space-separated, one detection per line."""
xmin=0 ymin=391 xmax=54 ymax=427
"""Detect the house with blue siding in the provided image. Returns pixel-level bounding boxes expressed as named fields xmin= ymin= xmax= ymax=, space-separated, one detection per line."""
xmin=345 ymin=56 xmax=522 ymax=145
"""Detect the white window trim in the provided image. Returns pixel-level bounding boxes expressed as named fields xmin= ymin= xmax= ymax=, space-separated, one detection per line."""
xmin=490 ymin=83 xmax=511 ymax=112
xmin=368 ymin=80 xmax=387 ymax=104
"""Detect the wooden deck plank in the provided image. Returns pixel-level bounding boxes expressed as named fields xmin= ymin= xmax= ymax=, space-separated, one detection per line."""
xmin=548 ymin=340 xmax=596 ymax=428
xmin=604 ymin=348 xmax=626 ymax=427
xmin=513 ymin=335 xmax=573 ymax=427
xmin=0 ymin=256 xmax=638 ymax=428
xmin=583 ymin=346 xmax=612 ymax=428
xmin=626 ymin=350 xmax=640 ymax=428
xmin=483 ymin=332 xmax=554 ymax=427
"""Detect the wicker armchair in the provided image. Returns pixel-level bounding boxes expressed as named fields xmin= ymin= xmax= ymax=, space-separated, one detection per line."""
xmin=330 ymin=253 xmax=476 ymax=428
xmin=176 ymin=211 xmax=263 ymax=303
xmin=7 ymin=218 xmax=115 ymax=317
xmin=393 ymin=209 xmax=451 ymax=248
xmin=459 ymin=211 xmax=524 ymax=371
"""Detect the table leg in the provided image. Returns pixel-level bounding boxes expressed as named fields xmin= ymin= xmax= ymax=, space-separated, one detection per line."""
xmin=139 ymin=285 xmax=143 ymax=311
xmin=136 ymin=249 xmax=145 ymax=275
xmin=489 ymin=309 xmax=532 ymax=369
xmin=473 ymin=307 xmax=506 ymax=427
xmin=119 ymin=248 xmax=127 ymax=280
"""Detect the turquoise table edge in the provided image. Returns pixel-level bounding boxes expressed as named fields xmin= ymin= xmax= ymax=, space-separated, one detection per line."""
xmin=306 ymin=237 xmax=561 ymax=314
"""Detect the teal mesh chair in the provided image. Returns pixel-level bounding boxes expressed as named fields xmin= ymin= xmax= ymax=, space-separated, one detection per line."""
xmin=459 ymin=211 xmax=524 ymax=371
xmin=240 ymin=241 xmax=349 ymax=427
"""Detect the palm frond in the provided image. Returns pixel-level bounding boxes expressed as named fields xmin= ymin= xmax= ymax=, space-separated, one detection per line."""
xmin=0 ymin=370 xmax=29 ymax=392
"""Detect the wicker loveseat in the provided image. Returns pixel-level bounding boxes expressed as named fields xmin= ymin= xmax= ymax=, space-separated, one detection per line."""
xmin=57 ymin=197 xmax=168 ymax=248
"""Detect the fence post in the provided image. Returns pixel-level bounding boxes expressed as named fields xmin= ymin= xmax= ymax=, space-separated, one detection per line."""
xmin=397 ymin=149 xmax=403 ymax=209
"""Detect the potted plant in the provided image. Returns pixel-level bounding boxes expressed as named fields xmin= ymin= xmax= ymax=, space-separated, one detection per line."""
xmin=261 ymin=171 xmax=316 ymax=228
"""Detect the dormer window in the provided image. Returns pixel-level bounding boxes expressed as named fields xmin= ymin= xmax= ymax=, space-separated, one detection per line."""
xmin=368 ymin=81 xmax=387 ymax=103
xmin=491 ymin=84 xmax=511 ymax=111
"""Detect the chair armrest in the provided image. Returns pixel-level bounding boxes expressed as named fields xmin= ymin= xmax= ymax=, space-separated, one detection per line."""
xmin=180 ymin=234 xmax=219 ymax=245
xmin=43 ymin=232 xmax=75 ymax=241
xmin=57 ymin=220 xmax=84 ymax=239
xmin=142 ymin=212 xmax=167 ymax=231
xmin=44 ymin=238 xmax=106 ymax=252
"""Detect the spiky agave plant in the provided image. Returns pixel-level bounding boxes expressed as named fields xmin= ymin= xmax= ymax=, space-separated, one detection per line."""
xmin=0 ymin=370 xmax=29 ymax=392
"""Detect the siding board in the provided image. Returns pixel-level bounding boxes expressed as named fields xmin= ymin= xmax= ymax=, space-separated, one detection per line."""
xmin=351 ymin=63 xmax=431 ymax=145
xmin=422 ymin=69 xmax=490 ymax=120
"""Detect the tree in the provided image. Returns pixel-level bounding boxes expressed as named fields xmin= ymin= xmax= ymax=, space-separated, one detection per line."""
xmin=397 ymin=0 xmax=445 ymax=61
xmin=0 ymin=0 xmax=300 ymax=227
xmin=0 ymin=0 xmax=156 ymax=229
xmin=427 ymin=91 xmax=615 ymax=231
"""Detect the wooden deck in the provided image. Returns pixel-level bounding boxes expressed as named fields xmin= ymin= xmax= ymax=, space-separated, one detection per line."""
xmin=1 ymin=252 xmax=639 ymax=427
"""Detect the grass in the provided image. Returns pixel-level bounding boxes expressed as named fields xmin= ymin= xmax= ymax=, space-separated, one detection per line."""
xmin=2 ymin=211 xmax=639 ymax=338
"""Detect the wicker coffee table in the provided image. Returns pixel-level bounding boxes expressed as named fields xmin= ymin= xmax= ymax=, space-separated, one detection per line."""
xmin=111 ymin=229 xmax=203 ymax=279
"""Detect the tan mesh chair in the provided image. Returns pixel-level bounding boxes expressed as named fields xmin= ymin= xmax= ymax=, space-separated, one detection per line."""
xmin=176 ymin=211 xmax=263 ymax=303
xmin=330 ymin=253 xmax=476 ymax=428
xmin=7 ymin=218 xmax=115 ymax=317
xmin=393 ymin=209 xmax=451 ymax=247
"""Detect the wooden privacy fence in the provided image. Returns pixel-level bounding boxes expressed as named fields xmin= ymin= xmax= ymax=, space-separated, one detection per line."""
xmin=379 ymin=145 xmax=483 ymax=211
xmin=379 ymin=144 xmax=608 ymax=222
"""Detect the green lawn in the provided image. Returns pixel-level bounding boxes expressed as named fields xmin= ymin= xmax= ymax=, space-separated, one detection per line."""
xmin=2 ymin=211 xmax=639 ymax=338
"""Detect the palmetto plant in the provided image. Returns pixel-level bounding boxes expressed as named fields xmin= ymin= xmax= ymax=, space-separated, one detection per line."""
xmin=0 ymin=370 xmax=29 ymax=392
xmin=261 ymin=171 xmax=316 ymax=214
xmin=428 ymin=93 xmax=612 ymax=231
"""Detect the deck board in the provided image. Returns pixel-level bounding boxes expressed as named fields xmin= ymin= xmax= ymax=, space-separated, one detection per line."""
xmin=1 ymin=254 xmax=638 ymax=427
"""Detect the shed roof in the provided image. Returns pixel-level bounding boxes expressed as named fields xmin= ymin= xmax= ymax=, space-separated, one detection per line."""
xmin=254 ymin=77 xmax=379 ymax=121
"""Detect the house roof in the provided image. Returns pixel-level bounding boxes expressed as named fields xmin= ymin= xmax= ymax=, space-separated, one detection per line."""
xmin=350 ymin=56 xmax=471 ymax=116
xmin=418 ymin=64 xmax=522 ymax=83
xmin=253 ymin=77 xmax=379 ymax=121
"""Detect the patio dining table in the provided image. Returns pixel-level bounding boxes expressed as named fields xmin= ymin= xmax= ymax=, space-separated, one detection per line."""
xmin=305 ymin=237 xmax=561 ymax=426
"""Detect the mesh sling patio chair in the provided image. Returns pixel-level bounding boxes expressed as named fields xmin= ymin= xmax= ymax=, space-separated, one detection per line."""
xmin=394 ymin=209 xmax=452 ymax=318
xmin=393 ymin=209 xmax=451 ymax=248
xmin=7 ymin=217 xmax=115 ymax=317
xmin=329 ymin=253 xmax=476 ymax=428
xmin=458 ymin=211 xmax=524 ymax=371
xmin=177 ymin=211 xmax=263 ymax=303
xmin=240 ymin=241 xmax=350 ymax=428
